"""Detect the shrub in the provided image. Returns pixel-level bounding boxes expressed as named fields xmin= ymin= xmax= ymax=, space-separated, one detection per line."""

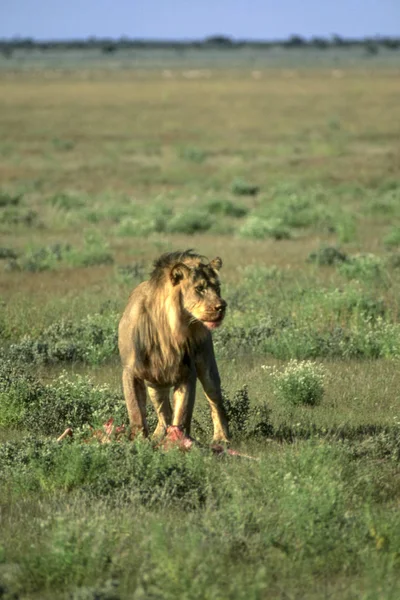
xmin=115 ymin=262 xmax=146 ymax=285
xmin=0 ymin=359 xmax=44 ymax=428
xmin=166 ymin=210 xmax=212 ymax=234
xmin=65 ymin=232 xmax=113 ymax=268
xmin=47 ymin=192 xmax=85 ymax=210
xmin=254 ymin=190 xmax=333 ymax=232
xmin=0 ymin=191 xmax=22 ymax=206
xmin=52 ymin=138 xmax=75 ymax=151
xmin=178 ymin=146 xmax=207 ymax=163
xmin=9 ymin=312 xmax=119 ymax=365
xmin=333 ymin=213 xmax=357 ymax=243
xmin=0 ymin=435 xmax=215 ymax=508
xmin=4 ymin=236 xmax=113 ymax=271
xmin=0 ymin=247 xmax=18 ymax=259
xmin=194 ymin=385 xmax=273 ymax=442
xmin=0 ymin=360 xmax=126 ymax=434
xmin=0 ymin=208 xmax=38 ymax=227
xmin=231 ymin=178 xmax=259 ymax=196
xmin=116 ymin=205 xmax=171 ymax=236
xmin=241 ymin=264 xmax=284 ymax=286
xmin=238 ymin=216 xmax=291 ymax=240
xmin=383 ymin=227 xmax=400 ymax=248
xmin=5 ymin=243 xmax=70 ymax=272
xmin=338 ymin=253 xmax=387 ymax=283
xmin=205 ymin=198 xmax=248 ymax=218
xmin=24 ymin=372 xmax=127 ymax=435
xmin=368 ymin=189 xmax=400 ymax=216
xmin=307 ymin=246 xmax=348 ymax=266
xmin=264 ymin=360 xmax=326 ymax=407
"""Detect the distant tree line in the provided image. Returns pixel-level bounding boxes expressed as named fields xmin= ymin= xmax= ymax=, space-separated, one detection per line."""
xmin=1 ymin=34 xmax=399 ymax=57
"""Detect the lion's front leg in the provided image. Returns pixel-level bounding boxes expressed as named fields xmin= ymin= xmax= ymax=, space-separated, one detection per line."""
xmin=147 ymin=385 xmax=172 ymax=439
xmin=122 ymin=368 xmax=149 ymax=438
xmin=172 ymin=370 xmax=197 ymax=437
xmin=195 ymin=343 xmax=230 ymax=444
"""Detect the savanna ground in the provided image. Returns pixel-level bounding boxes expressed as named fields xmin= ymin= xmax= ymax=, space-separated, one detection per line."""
xmin=1 ymin=48 xmax=400 ymax=599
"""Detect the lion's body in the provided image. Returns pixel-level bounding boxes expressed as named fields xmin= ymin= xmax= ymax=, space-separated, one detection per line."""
xmin=118 ymin=250 xmax=229 ymax=442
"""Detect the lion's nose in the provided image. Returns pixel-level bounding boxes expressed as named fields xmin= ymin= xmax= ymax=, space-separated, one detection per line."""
xmin=215 ymin=299 xmax=227 ymax=312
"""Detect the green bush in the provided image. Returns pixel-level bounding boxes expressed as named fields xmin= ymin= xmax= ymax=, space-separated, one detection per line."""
xmin=338 ymin=253 xmax=387 ymax=283
xmin=0 ymin=436 xmax=215 ymax=507
xmin=205 ymin=198 xmax=248 ymax=218
xmin=0 ymin=191 xmax=22 ymax=206
xmin=231 ymin=178 xmax=259 ymax=196
xmin=0 ymin=247 xmax=18 ymax=259
xmin=0 ymin=360 xmax=126 ymax=434
xmin=333 ymin=213 xmax=357 ymax=243
xmin=241 ymin=264 xmax=284 ymax=286
xmin=47 ymin=192 xmax=85 ymax=210
xmin=115 ymin=262 xmax=146 ymax=285
xmin=307 ymin=246 xmax=348 ymax=266
xmin=115 ymin=205 xmax=171 ymax=236
xmin=194 ymin=385 xmax=273 ymax=442
xmin=166 ymin=210 xmax=212 ymax=234
xmin=383 ymin=227 xmax=400 ymax=248
xmin=215 ymin=314 xmax=400 ymax=361
xmin=9 ymin=311 xmax=119 ymax=365
xmin=66 ymin=232 xmax=113 ymax=267
xmin=238 ymin=216 xmax=291 ymax=240
xmin=0 ymin=207 xmax=38 ymax=227
xmin=178 ymin=146 xmax=207 ymax=163
xmin=5 ymin=243 xmax=70 ymax=272
xmin=5 ymin=235 xmax=113 ymax=271
xmin=265 ymin=359 xmax=326 ymax=407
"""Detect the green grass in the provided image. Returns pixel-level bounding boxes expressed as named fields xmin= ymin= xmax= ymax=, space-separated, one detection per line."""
xmin=1 ymin=60 xmax=400 ymax=599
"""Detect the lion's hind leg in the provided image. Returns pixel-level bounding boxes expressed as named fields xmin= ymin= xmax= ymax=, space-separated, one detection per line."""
xmin=147 ymin=385 xmax=172 ymax=438
xmin=122 ymin=368 xmax=149 ymax=438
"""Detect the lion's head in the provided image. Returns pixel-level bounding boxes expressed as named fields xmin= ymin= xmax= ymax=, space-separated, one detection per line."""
xmin=150 ymin=250 xmax=227 ymax=331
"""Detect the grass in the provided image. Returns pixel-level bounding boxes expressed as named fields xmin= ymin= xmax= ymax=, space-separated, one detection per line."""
xmin=1 ymin=56 xmax=400 ymax=599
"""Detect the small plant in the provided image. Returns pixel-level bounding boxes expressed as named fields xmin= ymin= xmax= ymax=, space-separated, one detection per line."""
xmin=0 ymin=191 xmax=22 ymax=206
xmin=52 ymin=138 xmax=75 ymax=151
xmin=307 ymin=246 xmax=348 ymax=266
xmin=0 ymin=247 xmax=18 ymax=259
xmin=0 ymin=208 xmax=38 ymax=227
xmin=9 ymin=311 xmax=119 ymax=365
xmin=5 ymin=243 xmax=70 ymax=272
xmin=338 ymin=253 xmax=387 ymax=283
xmin=194 ymin=385 xmax=272 ymax=442
xmin=205 ymin=198 xmax=248 ymax=218
xmin=178 ymin=146 xmax=207 ymax=163
xmin=241 ymin=264 xmax=283 ymax=285
xmin=383 ymin=227 xmax=400 ymax=248
xmin=333 ymin=213 xmax=357 ymax=243
xmin=48 ymin=192 xmax=85 ymax=210
xmin=231 ymin=178 xmax=259 ymax=196
xmin=166 ymin=210 xmax=212 ymax=234
xmin=66 ymin=232 xmax=113 ymax=267
xmin=263 ymin=359 xmax=327 ymax=407
xmin=238 ymin=216 xmax=291 ymax=240
xmin=116 ymin=262 xmax=146 ymax=284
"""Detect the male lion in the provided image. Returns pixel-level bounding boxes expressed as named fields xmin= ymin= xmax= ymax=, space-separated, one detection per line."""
xmin=118 ymin=249 xmax=230 ymax=443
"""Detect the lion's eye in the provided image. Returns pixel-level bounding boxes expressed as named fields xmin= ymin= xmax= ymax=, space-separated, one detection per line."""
xmin=196 ymin=285 xmax=205 ymax=294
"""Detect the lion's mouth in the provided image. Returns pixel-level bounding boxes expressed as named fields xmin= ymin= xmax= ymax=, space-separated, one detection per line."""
xmin=202 ymin=314 xmax=225 ymax=330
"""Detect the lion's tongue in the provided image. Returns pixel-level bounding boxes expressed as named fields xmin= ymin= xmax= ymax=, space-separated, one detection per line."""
xmin=204 ymin=320 xmax=221 ymax=330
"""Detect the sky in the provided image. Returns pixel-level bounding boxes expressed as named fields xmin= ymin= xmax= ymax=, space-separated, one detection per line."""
xmin=1 ymin=0 xmax=399 ymax=40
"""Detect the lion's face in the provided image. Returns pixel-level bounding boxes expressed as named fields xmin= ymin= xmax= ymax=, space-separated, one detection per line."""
xmin=171 ymin=257 xmax=227 ymax=330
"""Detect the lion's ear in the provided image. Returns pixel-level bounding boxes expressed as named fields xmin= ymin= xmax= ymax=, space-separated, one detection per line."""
xmin=170 ymin=263 xmax=191 ymax=286
xmin=210 ymin=257 xmax=223 ymax=272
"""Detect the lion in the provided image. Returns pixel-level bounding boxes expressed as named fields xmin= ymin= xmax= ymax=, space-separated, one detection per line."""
xmin=118 ymin=249 xmax=230 ymax=443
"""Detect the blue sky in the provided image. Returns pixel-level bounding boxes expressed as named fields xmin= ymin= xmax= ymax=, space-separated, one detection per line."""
xmin=1 ymin=0 xmax=399 ymax=40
